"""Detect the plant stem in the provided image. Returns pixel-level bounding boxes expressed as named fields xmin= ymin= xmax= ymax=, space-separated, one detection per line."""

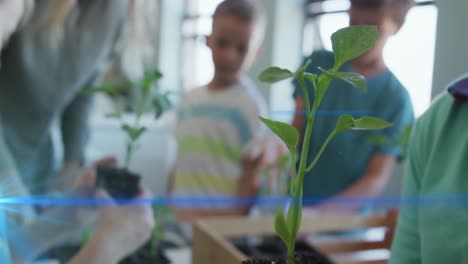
xmin=305 ymin=130 xmax=337 ymax=173
xmin=125 ymin=140 xmax=135 ymax=168
xmin=285 ymin=75 xmax=325 ymax=263
xmin=125 ymin=89 xmax=150 ymax=168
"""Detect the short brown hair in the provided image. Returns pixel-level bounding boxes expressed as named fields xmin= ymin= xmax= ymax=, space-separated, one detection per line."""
xmin=212 ymin=0 xmax=266 ymax=45
xmin=350 ymin=0 xmax=415 ymax=28
xmin=213 ymin=0 xmax=263 ymax=24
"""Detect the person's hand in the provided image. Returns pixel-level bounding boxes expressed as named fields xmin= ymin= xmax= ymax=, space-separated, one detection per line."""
xmin=67 ymin=157 xmax=117 ymax=227
xmin=243 ymin=133 xmax=289 ymax=174
xmin=73 ymin=156 xmax=117 ymax=190
xmin=91 ymin=188 xmax=155 ymax=262
xmin=68 ymin=187 xmax=155 ymax=264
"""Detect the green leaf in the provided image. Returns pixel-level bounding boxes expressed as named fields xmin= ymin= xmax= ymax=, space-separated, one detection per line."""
xmin=140 ymin=70 xmax=163 ymax=93
xmin=354 ymin=116 xmax=393 ymax=130
xmin=259 ymin=67 xmax=295 ymax=83
xmin=303 ymin=73 xmax=317 ymax=92
xmin=297 ymin=59 xmax=312 ymax=76
xmin=122 ymin=124 xmax=147 ymax=141
xmin=319 ymin=68 xmax=367 ymax=92
xmin=331 ymin=25 xmax=380 ymax=70
xmin=315 ymin=71 xmax=333 ymax=104
xmin=105 ymin=112 xmax=122 ymax=119
xmin=336 ymin=115 xmax=393 ymax=133
xmin=152 ymin=93 xmax=172 ymax=119
xmin=274 ymin=210 xmax=290 ymax=246
xmin=80 ymin=84 xmax=116 ymax=95
xmin=400 ymin=125 xmax=412 ymax=146
xmin=259 ymin=116 xmax=299 ymax=153
xmin=336 ymin=72 xmax=366 ymax=92
xmin=286 ymin=197 xmax=302 ymax=240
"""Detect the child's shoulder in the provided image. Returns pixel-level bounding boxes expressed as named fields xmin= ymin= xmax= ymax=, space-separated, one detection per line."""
xmin=179 ymin=85 xmax=209 ymax=102
xmin=237 ymin=77 xmax=268 ymax=110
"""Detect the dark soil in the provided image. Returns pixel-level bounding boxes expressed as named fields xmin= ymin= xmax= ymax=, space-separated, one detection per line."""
xmin=96 ymin=165 xmax=141 ymax=199
xmin=38 ymin=240 xmax=172 ymax=264
xmin=241 ymin=253 xmax=332 ymax=264
xmin=119 ymin=241 xmax=171 ymax=264
xmin=235 ymin=236 xmax=334 ymax=264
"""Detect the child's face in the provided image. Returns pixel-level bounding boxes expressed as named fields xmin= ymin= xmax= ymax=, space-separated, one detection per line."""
xmin=349 ymin=7 xmax=398 ymax=65
xmin=207 ymin=15 xmax=258 ymax=85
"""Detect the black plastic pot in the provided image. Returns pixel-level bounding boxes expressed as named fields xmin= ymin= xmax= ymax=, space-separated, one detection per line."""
xmin=96 ymin=165 xmax=141 ymax=199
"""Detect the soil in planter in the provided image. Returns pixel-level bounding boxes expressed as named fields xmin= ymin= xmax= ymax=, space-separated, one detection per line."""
xmin=119 ymin=240 xmax=172 ymax=264
xmin=37 ymin=240 xmax=173 ymax=264
xmin=233 ymin=236 xmax=334 ymax=264
xmin=96 ymin=165 xmax=141 ymax=199
xmin=241 ymin=253 xmax=333 ymax=264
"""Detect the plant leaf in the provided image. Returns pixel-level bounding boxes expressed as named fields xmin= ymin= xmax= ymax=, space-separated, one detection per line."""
xmin=286 ymin=196 xmax=302 ymax=240
xmin=319 ymin=68 xmax=367 ymax=92
xmin=336 ymin=115 xmax=393 ymax=133
xmin=331 ymin=25 xmax=380 ymax=70
xmin=122 ymin=124 xmax=147 ymax=141
xmin=80 ymin=84 xmax=116 ymax=95
xmin=303 ymin=73 xmax=317 ymax=92
xmin=354 ymin=116 xmax=393 ymax=130
xmin=274 ymin=210 xmax=290 ymax=246
xmin=335 ymin=72 xmax=366 ymax=92
xmin=141 ymin=70 xmax=163 ymax=93
xmin=153 ymin=93 xmax=172 ymax=119
xmin=296 ymin=59 xmax=312 ymax=76
xmin=259 ymin=116 xmax=298 ymax=154
xmin=105 ymin=112 xmax=122 ymax=119
xmin=259 ymin=67 xmax=294 ymax=83
xmin=400 ymin=125 xmax=413 ymax=146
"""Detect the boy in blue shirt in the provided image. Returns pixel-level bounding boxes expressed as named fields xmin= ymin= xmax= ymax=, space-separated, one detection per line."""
xmin=292 ymin=0 xmax=415 ymax=211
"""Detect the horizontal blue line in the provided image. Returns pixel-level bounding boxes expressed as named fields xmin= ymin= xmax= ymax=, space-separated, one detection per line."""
xmin=2 ymin=195 xmax=468 ymax=207
xmin=271 ymin=110 xmax=376 ymax=116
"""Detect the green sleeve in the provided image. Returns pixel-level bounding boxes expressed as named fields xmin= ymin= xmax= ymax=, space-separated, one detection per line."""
xmin=389 ymin=120 xmax=423 ymax=264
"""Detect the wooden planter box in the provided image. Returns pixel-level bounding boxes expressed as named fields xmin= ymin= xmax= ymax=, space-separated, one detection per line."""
xmin=192 ymin=212 xmax=394 ymax=264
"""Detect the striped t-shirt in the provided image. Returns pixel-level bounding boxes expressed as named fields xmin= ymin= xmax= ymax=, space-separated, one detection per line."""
xmin=172 ymin=77 xmax=267 ymax=208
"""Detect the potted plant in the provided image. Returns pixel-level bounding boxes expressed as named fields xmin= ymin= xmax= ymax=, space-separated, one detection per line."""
xmin=83 ymin=70 xmax=172 ymax=199
xmin=39 ymin=70 xmax=174 ymax=263
xmin=88 ymin=70 xmax=174 ymax=263
xmin=242 ymin=25 xmax=393 ymax=264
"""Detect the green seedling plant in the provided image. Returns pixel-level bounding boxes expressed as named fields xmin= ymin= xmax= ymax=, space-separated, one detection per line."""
xmin=82 ymin=70 xmax=172 ymax=167
xmin=82 ymin=70 xmax=174 ymax=260
xmin=257 ymin=25 xmax=393 ymax=263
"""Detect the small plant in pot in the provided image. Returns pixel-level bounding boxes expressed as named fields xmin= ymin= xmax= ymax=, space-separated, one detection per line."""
xmin=85 ymin=70 xmax=174 ymax=263
xmin=39 ymin=71 xmax=173 ymax=263
xmin=242 ymin=25 xmax=393 ymax=264
xmin=82 ymin=70 xmax=172 ymax=199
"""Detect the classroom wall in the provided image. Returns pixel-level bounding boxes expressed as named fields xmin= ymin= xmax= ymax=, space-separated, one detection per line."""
xmin=432 ymin=0 xmax=468 ymax=97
